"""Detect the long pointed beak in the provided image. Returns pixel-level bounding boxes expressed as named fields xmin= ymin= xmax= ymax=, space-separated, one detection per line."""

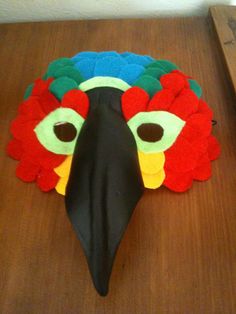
xmin=65 ymin=88 xmax=144 ymax=296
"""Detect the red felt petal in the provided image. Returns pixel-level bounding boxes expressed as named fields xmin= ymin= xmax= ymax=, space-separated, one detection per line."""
xmin=169 ymin=88 xmax=199 ymax=120
xmin=193 ymin=154 xmax=211 ymax=181
xmin=164 ymin=135 xmax=198 ymax=172
xmin=191 ymin=138 xmax=208 ymax=156
xmin=181 ymin=113 xmax=212 ymax=144
xmin=11 ymin=118 xmax=39 ymax=141
xmin=147 ymin=89 xmax=175 ymax=111
xmin=39 ymin=90 xmax=60 ymax=114
xmin=32 ymin=78 xmax=53 ymax=96
xmin=160 ymin=72 xmax=189 ymax=95
xmin=18 ymin=98 xmax=45 ymax=120
xmin=7 ymin=139 xmax=23 ymax=160
xmin=171 ymin=69 xmax=191 ymax=80
xmin=207 ymin=135 xmax=221 ymax=160
xmin=164 ymin=169 xmax=193 ymax=192
xmin=62 ymin=89 xmax=89 ymax=118
xmin=16 ymin=156 xmax=41 ymax=182
xmin=37 ymin=168 xmax=59 ymax=192
xmin=121 ymin=87 xmax=149 ymax=121
xmin=198 ymin=99 xmax=213 ymax=120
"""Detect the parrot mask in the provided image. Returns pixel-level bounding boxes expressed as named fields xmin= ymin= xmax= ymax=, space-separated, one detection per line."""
xmin=7 ymin=51 xmax=220 ymax=296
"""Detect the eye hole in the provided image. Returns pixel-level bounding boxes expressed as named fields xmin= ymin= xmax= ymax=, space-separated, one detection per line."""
xmin=54 ymin=122 xmax=77 ymax=142
xmin=137 ymin=123 xmax=164 ymax=142
xmin=127 ymin=111 xmax=186 ymax=153
xmin=34 ymin=108 xmax=85 ymax=155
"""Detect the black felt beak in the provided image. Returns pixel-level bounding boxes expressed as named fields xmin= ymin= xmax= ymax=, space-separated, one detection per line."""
xmin=65 ymin=88 xmax=144 ymax=296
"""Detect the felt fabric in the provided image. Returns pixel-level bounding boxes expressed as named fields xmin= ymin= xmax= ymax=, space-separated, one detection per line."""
xmin=121 ymin=87 xmax=149 ymax=121
xmin=54 ymin=155 xmax=72 ymax=195
xmin=118 ymin=64 xmax=145 ymax=85
xmin=72 ymin=52 xmax=154 ymax=83
xmin=147 ymin=89 xmax=175 ymax=111
xmin=134 ymin=75 xmax=162 ymax=97
xmin=34 ymin=108 xmax=85 ymax=155
xmin=61 ymin=89 xmax=89 ymax=119
xmin=127 ymin=111 xmax=186 ymax=153
xmin=94 ymin=56 xmax=127 ymax=77
xmin=54 ymin=66 xmax=84 ymax=84
xmin=37 ymin=168 xmax=59 ymax=192
xmin=74 ymin=58 xmax=96 ymax=80
xmin=49 ymin=77 xmax=78 ymax=100
xmin=147 ymin=60 xmax=178 ymax=72
xmin=45 ymin=58 xmax=74 ymax=79
xmin=160 ymin=72 xmax=189 ymax=95
xmin=141 ymin=169 xmax=165 ymax=189
xmin=189 ymin=79 xmax=202 ymax=98
xmin=138 ymin=151 xmax=165 ymax=175
xmin=7 ymin=139 xmax=23 ymax=160
xmin=54 ymin=155 xmax=72 ymax=177
xmin=24 ymin=83 xmax=34 ymax=100
xmin=79 ymin=77 xmax=130 ymax=92
xmin=169 ymin=88 xmax=199 ymax=120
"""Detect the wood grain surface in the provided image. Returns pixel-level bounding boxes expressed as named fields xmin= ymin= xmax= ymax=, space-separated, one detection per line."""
xmin=0 ymin=15 xmax=236 ymax=314
xmin=210 ymin=5 xmax=236 ymax=96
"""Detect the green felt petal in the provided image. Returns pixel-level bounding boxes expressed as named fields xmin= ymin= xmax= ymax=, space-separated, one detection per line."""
xmin=189 ymin=79 xmax=202 ymax=98
xmin=133 ymin=75 xmax=162 ymax=97
xmin=147 ymin=60 xmax=178 ymax=73
xmin=45 ymin=58 xmax=74 ymax=79
xmin=24 ymin=83 xmax=34 ymax=100
xmin=128 ymin=111 xmax=185 ymax=153
xmin=34 ymin=108 xmax=84 ymax=155
xmin=49 ymin=77 xmax=78 ymax=100
xmin=54 ymin=66 xmax=84 ymax=84
xmin=143 ymin=68 xmax=166 ymax=79
xmin=79 ymin=76 xmax=130 ymax=92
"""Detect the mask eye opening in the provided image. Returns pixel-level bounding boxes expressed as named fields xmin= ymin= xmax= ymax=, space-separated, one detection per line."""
xmin=137 ymin=123 xmax=164 ymax=143
xmin=53 ymin=121 xmax=77 ymax=142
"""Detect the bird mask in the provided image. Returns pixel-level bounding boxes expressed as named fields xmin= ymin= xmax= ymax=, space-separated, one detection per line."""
xmin=7 ymin=51 xmax=220 ymax=296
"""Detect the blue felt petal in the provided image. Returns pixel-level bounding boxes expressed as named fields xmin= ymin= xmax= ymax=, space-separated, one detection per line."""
xmin=71 ymin=51 xmax=98 ymax=60
xmin=120 ymin=52 xmax=133 ymax=57
xmin=118 ymin=64 xmax=145 ymax=85
xmin=74 ymin=58 xmax=96 ymax=79
xmin=94 ymin=56 xmax=128 ymax=77
xmin=96 ymin=51 xmax=121 ymax=59
xmin=125 ymin=54 xmax=153 ymax=66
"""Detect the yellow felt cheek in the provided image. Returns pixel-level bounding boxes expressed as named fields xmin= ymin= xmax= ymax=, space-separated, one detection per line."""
xmin=55 ymin=177 xmax=68 ymax=195
xmin=54 ymin=155 xmax=72 ymax=177
xmin=142 ymin=169 xmax=165 ymax=189
xmin=138 ymin=151 xmax=165 ymax=175
xmin=54 ymin=155 xmax=73 ymax=195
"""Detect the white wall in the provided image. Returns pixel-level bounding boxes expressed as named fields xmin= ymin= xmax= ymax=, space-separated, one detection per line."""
xmin=0 ymin=0 xmax=235 ymax=23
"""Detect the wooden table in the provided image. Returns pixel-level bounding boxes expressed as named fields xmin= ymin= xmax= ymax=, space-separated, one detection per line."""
xmin=0 ymin=7 xmax=236 ymax=314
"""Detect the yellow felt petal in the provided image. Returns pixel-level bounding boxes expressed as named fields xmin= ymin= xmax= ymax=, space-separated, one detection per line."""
xmin=54 ymin=155 xmax=72 ymax=178
xmin=55 ymin=176 xmax=68 ymax=196
xmin=138 ymin=151 xmax=165 ymax=175
xmin=142 ymin=169 xmax=165 ymax=189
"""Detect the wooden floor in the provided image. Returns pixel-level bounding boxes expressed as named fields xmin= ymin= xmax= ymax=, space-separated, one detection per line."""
xmin=0 ymin=10 xmax=236 ymax=314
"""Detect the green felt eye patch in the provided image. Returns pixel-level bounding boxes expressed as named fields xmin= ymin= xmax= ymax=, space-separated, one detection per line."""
xmin=127 ymin=111 xmax=186 ymax=153
xmin=34 ymin=108 xmax=85 ymax=155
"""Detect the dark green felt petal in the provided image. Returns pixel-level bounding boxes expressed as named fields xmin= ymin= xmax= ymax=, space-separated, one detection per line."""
xmin=45 ymin=58 xmax=74 ymax=78
xmin=147 ymin=60 xmax=178 ymax=72
xmin=24 ymin=83 xmax=34 ymax=100
xmin=54 ymin=66 xmax=84 ymax=84
xmin=49 ymin=77 xmax=78 ymax=100
xmin=189 ymin=79 xmax=202 ymax=98
xmin=134 ymin=75 xmax=162 ymax=97
xmin=143 ymin=68 xmax=166 ymax=79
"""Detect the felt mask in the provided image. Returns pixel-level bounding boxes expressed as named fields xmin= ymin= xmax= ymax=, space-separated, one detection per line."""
xmin=7 ymin=51 xmax=220 ymax=296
